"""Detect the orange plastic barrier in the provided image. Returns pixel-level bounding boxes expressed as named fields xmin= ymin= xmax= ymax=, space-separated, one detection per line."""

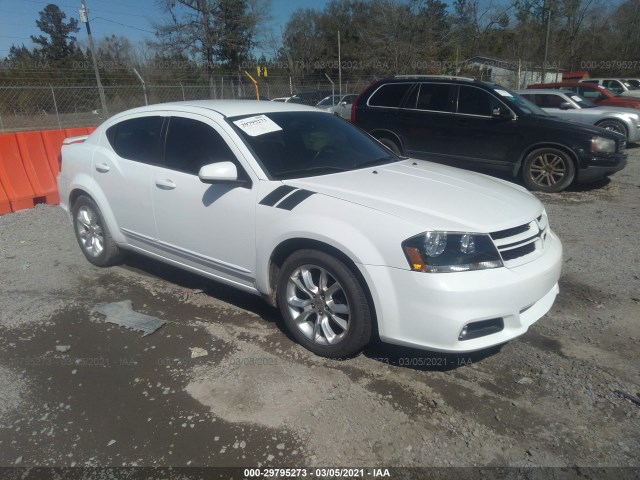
xmin=0 ymin=133 xmax=35 ymax=212
xmin=15 ymin=131 xmax=59 ymax=205
xmin=0 ymin=126 xmax=97 ymax=214
xmin=41 ymin=129 xmax=70 ymax=176
xmin=0 ymin=180 xmax=11 ymax=214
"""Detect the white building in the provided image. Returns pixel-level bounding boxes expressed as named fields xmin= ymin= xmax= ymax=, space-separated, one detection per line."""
xmin=465 ymin=56 xmax=563 ymax=89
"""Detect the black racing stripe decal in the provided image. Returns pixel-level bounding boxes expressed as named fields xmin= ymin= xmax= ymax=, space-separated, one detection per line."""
xmin=259 ymin=185 xmax=297 ymax=206
xmin=276 ymin=189 xmax=315 ymax=210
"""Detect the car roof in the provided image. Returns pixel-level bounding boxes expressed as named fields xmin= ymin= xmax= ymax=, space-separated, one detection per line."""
xmin=532 ymin=82 xmax=602 ymax=88
xmin=518 ymin=89 xmax=573 ymax=94
xmin=377 ymin=76 xmax=500 ymax=89
xmin=107 ymin=100 xmax=319 ymax=121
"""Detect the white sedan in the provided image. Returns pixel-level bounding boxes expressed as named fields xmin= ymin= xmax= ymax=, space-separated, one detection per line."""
xmin=315 ymin=94 xmax=358 ymax=119
xmin=58 ymin=100 xmax=562 ymax=358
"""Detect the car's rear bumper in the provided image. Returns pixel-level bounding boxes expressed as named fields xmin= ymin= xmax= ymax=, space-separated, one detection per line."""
xmin=360 ymin=230 xmax=562 ymax=353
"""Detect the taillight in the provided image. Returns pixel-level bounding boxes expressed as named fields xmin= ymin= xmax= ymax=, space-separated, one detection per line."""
xmin=351 ymin=80 xmax=379 ymax=123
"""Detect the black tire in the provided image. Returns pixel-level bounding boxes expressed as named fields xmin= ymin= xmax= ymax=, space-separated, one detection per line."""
xmin=72 ymin=195 xmax=123 ymax=267
xmin=596 ymin=119 xmax=628 ymax=141
xmin=277 ymin=249 xmax=372 ymax=358
xmin=522 ymin=147 xmax=576 ymax=193
xmin=377 ymin=137 xmax=401 ymax=155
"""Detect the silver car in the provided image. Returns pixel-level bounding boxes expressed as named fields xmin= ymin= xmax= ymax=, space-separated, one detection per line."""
xmin=518 ymin=89 xmax=640 ymax=143
xmin=316 ymin=94 xmax=358 ymax=120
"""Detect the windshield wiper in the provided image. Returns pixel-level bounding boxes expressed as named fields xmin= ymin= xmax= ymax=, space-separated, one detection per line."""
xmin=277 ymin=166 xmax=348 ymax=179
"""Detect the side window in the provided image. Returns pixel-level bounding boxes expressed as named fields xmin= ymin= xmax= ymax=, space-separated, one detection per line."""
xmin=415 ymin=83 xmax=454 ymax=112
xmin=521 ymin=94 xmax=541 ymax=106
xmin=368 ymin=83 xmax=412 ymax=108
xmin=106 ymin=116 xmax=163 ymax=164
xmin=603 ymin=80 xmax=622 ymax=94
xmin=164 ymin=117 xmax=238 ymax=175
xmin=578 ymin=86 xmax=604 ymax=100
xmin=540 ymin=94 xmax=563 ymax=108
xmin=457 ymin=86 xmax=500 ymax=116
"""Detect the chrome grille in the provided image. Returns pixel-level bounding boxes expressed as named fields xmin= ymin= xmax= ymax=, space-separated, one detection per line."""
xmin=501 ymin=242 xmax=536 ymax=261
xmin=490 ymin=224 xmax=531 ymax=241
xmin=491 ymin=215 xmax=548 ymax=265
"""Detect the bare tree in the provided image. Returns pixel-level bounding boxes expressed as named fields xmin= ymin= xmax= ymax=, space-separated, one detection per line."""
xmin=152 ymin=0 xmax=270 ymax=91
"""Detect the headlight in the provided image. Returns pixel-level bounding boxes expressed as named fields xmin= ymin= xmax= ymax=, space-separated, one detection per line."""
xmin=591 ymin=136 xmax=616 ymax=153
xmin=402 ymin=231 xmax=503 ymax=273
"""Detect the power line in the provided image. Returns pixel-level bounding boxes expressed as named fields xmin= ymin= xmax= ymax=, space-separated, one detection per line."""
xmin=91 ymin=17 xmax=155 ymax=35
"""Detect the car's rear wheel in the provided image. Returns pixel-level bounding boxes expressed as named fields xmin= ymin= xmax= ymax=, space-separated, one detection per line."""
xmin=72 ymin=195 xmax=123 ymax=267
xmin=596 ymin=119 xmax=628 ymax=141
xmin=277 ymin=249 xmax=371 ymax=358
xmin=522 ymin=147 xmax=575 ymax=193
xmin=377 ymin=137 xmax=401 ymax=155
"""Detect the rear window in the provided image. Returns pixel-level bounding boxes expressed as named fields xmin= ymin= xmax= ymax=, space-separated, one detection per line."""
xmin=106 ymin=116 xmax=163 ymax=164
xmin=368 ymin=83 xmax=412 ymax=108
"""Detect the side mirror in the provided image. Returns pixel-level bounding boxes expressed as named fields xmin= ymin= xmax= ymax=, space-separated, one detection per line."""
xmin=340 ymin=101 xmax=347 ymax=106
xmin=198 ymin=161 xmax=242 ymax=184
xmin=491 ymin=107 xmax=514 ymax=120
xmin=559 ymin=102 xmax=573 ymax=110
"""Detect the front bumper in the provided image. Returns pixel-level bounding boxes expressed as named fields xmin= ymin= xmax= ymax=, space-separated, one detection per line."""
xmin=360 ymin=229 xmax=562 ymax=353
xmin=577 ymin=151 xmax=627 ymax=183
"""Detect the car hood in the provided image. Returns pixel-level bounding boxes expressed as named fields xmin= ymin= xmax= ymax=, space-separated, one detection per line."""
xmin=592 ymin=106 xmax=640 ymax=118
xmin=285 ymin=160 xmax=542 ymax=232
xmin=602 ymin=98 xmax=640 ymax=108
xmin=524 ymin=114 xmax=621 ymax=137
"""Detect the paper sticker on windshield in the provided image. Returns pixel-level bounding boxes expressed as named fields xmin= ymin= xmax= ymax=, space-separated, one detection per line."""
xmin=233 ymin=115 xmax=282 ymax=136
xmin=571 ymin=95 xmax=582 ymax=102
xmin=495 ymin=89 xmax=514 ymax=98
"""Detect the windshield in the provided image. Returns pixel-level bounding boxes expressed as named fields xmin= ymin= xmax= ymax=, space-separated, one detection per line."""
xmin=494 ymin=87 xmax=549 ymax=116
xmin=567 ymin=93 xmax=597 ymax=108
xmin=228 ymin=111 xmax=399 ymax=179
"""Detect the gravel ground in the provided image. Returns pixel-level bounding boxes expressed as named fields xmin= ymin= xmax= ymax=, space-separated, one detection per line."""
xmin=0 ymin=148 xmax=638 ymax=476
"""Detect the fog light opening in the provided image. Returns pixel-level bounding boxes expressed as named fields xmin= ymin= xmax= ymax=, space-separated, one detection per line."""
xmin=458 ymin=318 xmax=504 ymax=341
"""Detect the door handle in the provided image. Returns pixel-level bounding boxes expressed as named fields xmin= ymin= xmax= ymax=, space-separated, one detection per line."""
xmin=155 ymin=178 xmax=176 ymax=190
xmin=95 ymin=162 xmax=110 ymax=173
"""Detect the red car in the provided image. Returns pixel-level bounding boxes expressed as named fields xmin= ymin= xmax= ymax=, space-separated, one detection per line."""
xmin=527 ymin=82 xmax=640 ymax=109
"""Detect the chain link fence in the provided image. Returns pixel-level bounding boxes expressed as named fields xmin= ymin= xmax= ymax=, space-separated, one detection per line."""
xmin=0 ymin=75 xmax=372 ymax=132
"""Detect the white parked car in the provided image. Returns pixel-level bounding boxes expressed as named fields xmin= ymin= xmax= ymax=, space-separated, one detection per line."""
xmin=579 ymin=78 xmax=640 ymax=98
xmin=58 ymin=101 xmax=562 ymax=358
xmin=518 ymin=89 xmax=640 ymax=143
xmin=316 ymin=94 xmax=358 ymax=119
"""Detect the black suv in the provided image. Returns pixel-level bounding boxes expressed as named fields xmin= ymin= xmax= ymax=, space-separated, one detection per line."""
xmin=352 ymin=76 xmax=627 ymax=192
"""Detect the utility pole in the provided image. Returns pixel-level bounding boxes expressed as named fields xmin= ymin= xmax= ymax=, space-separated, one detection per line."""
xmin=79 ymin=0 xmax=108 ymax=117
xmin=338 ymin=31 xmax=342 ymax=99
xmin=541 ymin=0 xmax=552 ymax=82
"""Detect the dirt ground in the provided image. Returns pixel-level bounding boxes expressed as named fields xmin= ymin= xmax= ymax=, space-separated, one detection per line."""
xmin=0 ymin=147 xmax=638 ymax=478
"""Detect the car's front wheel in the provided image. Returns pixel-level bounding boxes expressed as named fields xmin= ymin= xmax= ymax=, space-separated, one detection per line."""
xmin=72 ymin=195 xmax=123 ymax=267
xmin=522 ymin=147 xmax=575 ymax=193
xmin=596 ymin=119 xmax=628 ymax=141
xmin=277 ymin=249 xmax=372 ymax=358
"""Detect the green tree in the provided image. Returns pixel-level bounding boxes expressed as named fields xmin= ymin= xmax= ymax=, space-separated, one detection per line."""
xmin=31 ymin=3 xmax=81 ymax=62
